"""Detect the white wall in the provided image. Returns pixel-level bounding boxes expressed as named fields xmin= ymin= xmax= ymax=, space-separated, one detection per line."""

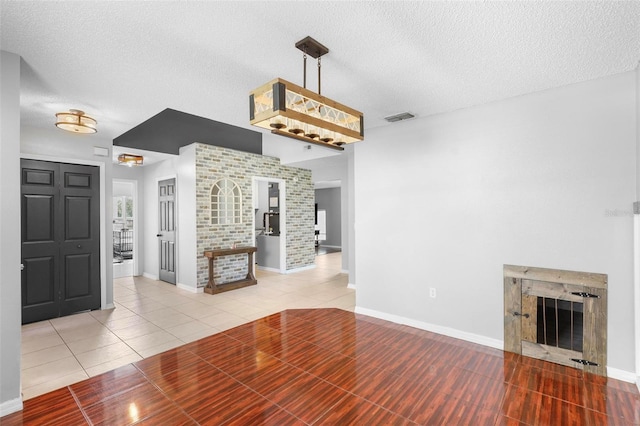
xmin=0 ymin=50 xmax=23 ymax=415
xmin=347 ymin=145 xmax=356 ymax=285
xmin=355 ymin=71 xmax=637 ymax=374
xmin=635 ymin=63 xmax=640 ymax=389
xmin=177 ymin=144 xmax=197 ymax=290
xmin=637 ymin=63 xmax=640 ymax=201
xmin=113 ymin=167 xmax=143 ymax=196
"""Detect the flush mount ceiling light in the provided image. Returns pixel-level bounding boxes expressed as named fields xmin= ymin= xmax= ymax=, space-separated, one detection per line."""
xmin=55 ymin=109 xmax=97 ymax=134
xmin=249 ymin=36 xmax=363 ymax=151
xmin=117 ymin=153 xmax=143 ymax=167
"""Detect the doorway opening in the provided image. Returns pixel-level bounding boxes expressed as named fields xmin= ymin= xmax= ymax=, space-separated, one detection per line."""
xmin=313 ymin=209 xmax=339 ymax=255
xmin=252 ymin=176 xmax=286 ymax=273
xmin=112 ymin=179 xmax=138 ymax=278
xmin=316 ymin=209 xmax=327 ymax=244
xmin=314 ymin=185 xmax=342 ymax=257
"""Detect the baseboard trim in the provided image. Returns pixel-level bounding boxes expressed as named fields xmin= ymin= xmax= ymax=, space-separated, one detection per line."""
xmin=177 ymin=283 xmax=202 ymax=293
xmin=0 ymin=397 xmax=23 ymax=417
xmin=319 ymin=245 xmax=342 ymax=249
xmin=102 ymin=303 xmax=115 ymax=310
xmin=347 ymin=283 xmax=356 ymax=290
xmin=142 ymin=272 xmax=158 ymax=280
xmin=605 ymin=367 xmax=637 ymax=384
xmin=355 ymin=306 xmax=638 ymax=384
xmin=257 ymin=266 xmax=282 ymax=273
xmin=355 ymin=306 xmax=502 ymax=350
xmin=284 ymin=265 xmax=316 ymax=274
xmin=340 ymin=269 xmax=349 ymax=274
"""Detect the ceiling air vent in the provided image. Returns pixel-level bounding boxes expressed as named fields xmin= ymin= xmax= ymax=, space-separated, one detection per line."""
xmin=384 ymin=112 xmax=415 ymax=123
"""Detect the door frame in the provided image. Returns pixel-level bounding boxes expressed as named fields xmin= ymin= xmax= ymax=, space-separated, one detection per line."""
xmin=155 ymin=174 xmax=178 ymax=282
xmin=252 ymin=176 xmax=286 ymax=273
xmin=634 ymin=209 xmax=640 ymax=391
xmin=20 ymin=153 xmax=108 ymax=309
xmin=112 ymin=179 xmax=139 ymax=276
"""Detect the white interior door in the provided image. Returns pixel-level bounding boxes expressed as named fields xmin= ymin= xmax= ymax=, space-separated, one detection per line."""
xmin=158 ymin=178 xmax=176 ymax=284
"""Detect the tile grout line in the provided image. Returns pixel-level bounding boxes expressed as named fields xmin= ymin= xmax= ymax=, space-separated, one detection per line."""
xmin=67 ymin=385 xmax=94 ymax=426
xmin=22 ymin=320 xmax=88 ymax=395
xmin=131 ymin=365 xmax=201 ymax=425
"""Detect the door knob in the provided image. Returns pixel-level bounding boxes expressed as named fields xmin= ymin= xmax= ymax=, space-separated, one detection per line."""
xmin=77 ymin=245 xmax=81 ymax=248
xmin=156 ymin=234 xmax=163 ymax=237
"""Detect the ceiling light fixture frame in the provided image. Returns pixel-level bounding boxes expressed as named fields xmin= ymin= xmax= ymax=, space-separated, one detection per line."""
xmin=249 ymin=36 xmax=363 ymax=151
xmin=55 ymin=109 xmax=97 ymax=134
xmin=117 ymin=153 xmax=144 ymax=167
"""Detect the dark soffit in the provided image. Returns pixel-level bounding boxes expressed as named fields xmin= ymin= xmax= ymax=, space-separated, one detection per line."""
xmin=113 ymin=108 xmax=262 ymax=155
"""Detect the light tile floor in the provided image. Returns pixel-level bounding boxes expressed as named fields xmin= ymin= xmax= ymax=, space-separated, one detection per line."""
xmin=20 ymin=252 xmax=354 ymax=400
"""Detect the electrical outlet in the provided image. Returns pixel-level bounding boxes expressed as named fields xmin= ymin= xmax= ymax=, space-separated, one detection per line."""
xmin=429 ymin=288 xmax=436 ymax=298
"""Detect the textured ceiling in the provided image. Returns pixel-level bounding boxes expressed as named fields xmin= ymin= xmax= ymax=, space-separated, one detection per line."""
xmin=1 ymin=1 xmax=639 ymax=157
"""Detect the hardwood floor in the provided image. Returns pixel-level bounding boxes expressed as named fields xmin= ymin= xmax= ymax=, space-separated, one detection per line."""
xmin=3 ymin=308 xmax=639 ymax=425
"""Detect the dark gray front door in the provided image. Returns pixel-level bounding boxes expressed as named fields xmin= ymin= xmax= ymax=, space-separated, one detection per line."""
xmin=21 ymin=160 xmax=101 ymax=324
xmin=158 ymin=178 xmax=176 ymax=284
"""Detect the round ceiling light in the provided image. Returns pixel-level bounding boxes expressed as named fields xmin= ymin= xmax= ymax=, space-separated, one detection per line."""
xmin=55 ymin=109 xmax=97 ymax=134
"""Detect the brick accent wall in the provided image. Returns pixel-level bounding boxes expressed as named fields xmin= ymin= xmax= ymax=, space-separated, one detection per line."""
xmin=195 ymin=143 xmax=314 ymax=287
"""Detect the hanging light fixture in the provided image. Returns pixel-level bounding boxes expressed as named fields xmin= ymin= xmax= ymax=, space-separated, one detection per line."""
xmin=249 ymin=36 xmax=363 ymax=151
xmin=117 ymin=153 xmax=143 ymax=167
xmin=55 ymin=109 xmax=97 ymax=134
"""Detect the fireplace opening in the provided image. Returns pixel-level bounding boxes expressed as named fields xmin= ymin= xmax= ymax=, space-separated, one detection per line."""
xmin=536 ymin=297 xmax=583 ymax=352
xmin=504 ymin=265 xmax=607 ymax=376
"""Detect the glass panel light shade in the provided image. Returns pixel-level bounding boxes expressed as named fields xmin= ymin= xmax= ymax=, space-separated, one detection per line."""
xmin=117 ymin=154 xmax=143 ymax=166
xmin=55 ymin=109 xmax=97 ymax=134
xmin=250 ymin=78 xmax=363 ymax=150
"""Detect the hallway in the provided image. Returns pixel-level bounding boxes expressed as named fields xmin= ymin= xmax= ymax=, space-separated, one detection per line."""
xmin=20 ymin=253 xmax=353 ymax=400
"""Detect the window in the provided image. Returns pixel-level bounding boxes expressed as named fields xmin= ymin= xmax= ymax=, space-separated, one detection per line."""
xmin=113 ymin=196 xmax=133 ymax=219
xmin=113 ymin=195 xmax=134 ymax=230
xmin=210 ymin=179 xmax=242 ymax=225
